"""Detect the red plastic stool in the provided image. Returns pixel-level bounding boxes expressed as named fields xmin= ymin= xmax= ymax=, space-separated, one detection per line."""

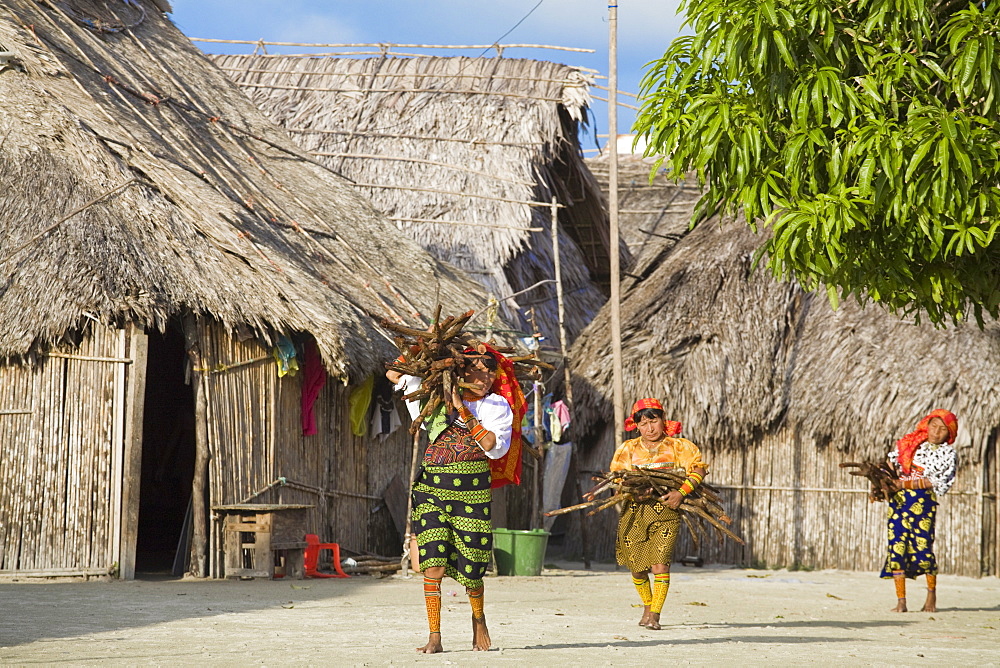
xmin=304 ymin=534 xmax=350 ymax=578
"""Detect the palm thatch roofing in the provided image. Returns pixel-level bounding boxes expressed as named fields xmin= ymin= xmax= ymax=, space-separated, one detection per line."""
xmin=569 ymin=215 xmax=1000 ymax=466
xmin=207 ymin=51 xmax=617 ymax=342
xmin=0 ymin=0 xmax=493 ymax=381
xmin=585 ymin=153 xmax=700 ymax=289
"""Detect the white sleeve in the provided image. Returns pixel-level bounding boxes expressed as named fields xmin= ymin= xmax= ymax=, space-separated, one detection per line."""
xmin=924 ymin=446 xmax=957 ymax=496
xmin=394 ymin=374 xmax=423 ymax=423
xmin=467 ymin=394 xmax=513 ymax=460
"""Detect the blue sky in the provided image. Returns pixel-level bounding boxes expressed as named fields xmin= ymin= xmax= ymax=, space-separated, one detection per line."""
xmin=169 ymin=1 xmax=690 ymax=149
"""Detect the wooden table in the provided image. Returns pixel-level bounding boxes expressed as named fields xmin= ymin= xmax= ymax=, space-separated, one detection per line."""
xmin=212 ymin=504 xmax=314 ymax=579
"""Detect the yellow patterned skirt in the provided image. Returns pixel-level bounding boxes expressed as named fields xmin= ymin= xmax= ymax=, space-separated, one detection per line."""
xmin=616 ymin=499 xmax=681 ymax=571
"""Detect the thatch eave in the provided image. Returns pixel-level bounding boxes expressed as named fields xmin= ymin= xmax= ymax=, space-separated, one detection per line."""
xmin=0 ymin=0 xmax=502 ymax=382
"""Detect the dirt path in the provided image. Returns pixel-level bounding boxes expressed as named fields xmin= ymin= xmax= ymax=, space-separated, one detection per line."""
xmin=1 ymin=562 xmax=998 ymax=666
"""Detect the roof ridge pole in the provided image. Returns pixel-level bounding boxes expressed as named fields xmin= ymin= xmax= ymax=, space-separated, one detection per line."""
xmin=607 ymin=2 xmax=625 ymax=449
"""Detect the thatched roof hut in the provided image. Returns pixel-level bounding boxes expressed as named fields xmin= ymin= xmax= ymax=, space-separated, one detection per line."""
xmin=0 ymin=0 xmax=508 ymax=579
xmin=562 ymin=204 xmax=1000 ymax=577
xmin=0 ymin=6 xmax=487 ymax=376
xmin=585 ymin=153 xmax=699 ymax=288
xmin=208 ymin=51 xmax=618 ymax=343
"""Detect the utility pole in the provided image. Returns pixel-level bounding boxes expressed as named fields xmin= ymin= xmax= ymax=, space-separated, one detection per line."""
xmin=608 ymin=2 xmax=625 ymax=447
xmin=551 ymin=197 xmax=591 ymax=568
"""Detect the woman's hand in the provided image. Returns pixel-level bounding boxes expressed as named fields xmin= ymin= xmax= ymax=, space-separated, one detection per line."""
xmin=450 ymin=386 xmax=465 ymax=411
xmin=662 ymin=490 xmax=684 ymax=509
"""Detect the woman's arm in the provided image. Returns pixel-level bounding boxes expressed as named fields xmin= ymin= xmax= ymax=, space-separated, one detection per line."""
xmin=664 ymin=465 xmax=707 ymax=509
xmin=459 ymin=394 xmax=512 ymax=459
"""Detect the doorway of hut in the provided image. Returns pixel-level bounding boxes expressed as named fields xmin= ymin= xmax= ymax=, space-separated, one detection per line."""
xmin=135 ymin=324 xmax=196 ymax=575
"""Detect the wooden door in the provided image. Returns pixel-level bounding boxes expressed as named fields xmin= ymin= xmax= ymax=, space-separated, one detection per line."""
xmin=0 ymin=323 xmax=130 ymax=577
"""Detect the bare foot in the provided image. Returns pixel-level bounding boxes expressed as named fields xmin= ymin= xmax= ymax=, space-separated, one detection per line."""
xmin=472 ymin=615 xmax=491 ymax=651
xmin=638 ymin=605 xmax=652 ymax=626
xmin=891 ymin=599 xmax=907 ymax=613
xmin=416 ymin=632 xmax=443 ymax=654
xmin=644 ymin=612 xmax=662 ymax=630
xmin=921 ymin=591 xmax=937 ymax=612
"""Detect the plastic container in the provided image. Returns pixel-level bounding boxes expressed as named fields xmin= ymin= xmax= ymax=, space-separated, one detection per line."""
xmin=492 ymin=528 xmax=550 ymax=576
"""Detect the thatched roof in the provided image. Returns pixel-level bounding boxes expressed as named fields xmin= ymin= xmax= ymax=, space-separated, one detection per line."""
xmin=585 ymin=154 xmax=699 ymax=288
xmin=207 ymin=52 xmax=618 ymax=342
xmin=569 ymin=216 xmax=1000 ymax=465
xmin=0 ymin=0 xmax=493 ymax=381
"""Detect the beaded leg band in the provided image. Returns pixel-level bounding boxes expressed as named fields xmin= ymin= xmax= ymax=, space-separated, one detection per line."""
xmin=424 ymin=576 xmax=442 ymax=634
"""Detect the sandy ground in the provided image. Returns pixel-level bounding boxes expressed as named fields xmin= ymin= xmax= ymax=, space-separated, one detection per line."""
xmin=1 ymin=560 xmax=998 ymax=666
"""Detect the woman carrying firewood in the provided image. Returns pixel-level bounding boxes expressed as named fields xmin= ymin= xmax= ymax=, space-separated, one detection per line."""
xmin=881 ymin=409 xmax=958 ymax=613
xmin=387 ymin=348 xmax=523 ymax=654
xmin=610 ymin=398 xmax=708 ymax=630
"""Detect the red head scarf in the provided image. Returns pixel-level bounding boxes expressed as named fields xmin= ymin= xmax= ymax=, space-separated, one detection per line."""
xmin=895 ymin=409 xmax=958 ymax=475
xmin=624 ymin=397 xmax=682 ymax=436
xmin=475 ymin=345 xmax=526 ymax=489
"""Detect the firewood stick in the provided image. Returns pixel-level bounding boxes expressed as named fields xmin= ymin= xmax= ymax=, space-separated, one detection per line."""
xmin=381 ymin=320 xmax=434 ymax=339
xmin=680 ymin=512 xmax=700 ymax=550
xmin=681 ymin=503 xmax=745 ymax=544
xmin=544 ymin=499 xmax=601 ymax=517
xmin=587 ymin=495 xmax=625 ymax=515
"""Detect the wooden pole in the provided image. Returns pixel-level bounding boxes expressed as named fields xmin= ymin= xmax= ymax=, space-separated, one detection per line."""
xmin=183 ymin=315 xmax=210 ymax=578
xmin=120 ymin=325 xmax=148 ymax=580
xmin=401 ymin=427 xmax=422 ymax=576
xmin=109 ymin=329 xmax=126 ymax=574
xmin=551 ymin=197 xmax=591 ymax=568
xmin=529 ymin=307 xmax=544 ymax=530
xmin=607 ymin=2 xmax=625 ymax=449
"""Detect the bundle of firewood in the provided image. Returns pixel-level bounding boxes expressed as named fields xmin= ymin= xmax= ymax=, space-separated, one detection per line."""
xmin=545 ymin=468 xmax=744 ymax=547
xmin=839 ymin=460 xmax=899 ymax=502
xmin=382 ymin=305 xmax=552 ymax=437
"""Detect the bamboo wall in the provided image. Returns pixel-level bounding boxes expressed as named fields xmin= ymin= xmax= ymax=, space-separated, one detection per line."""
xmin=1 ymin=318 xmax=538 ymax=579
xmin=563 ymin=427 xmax=997 ymax=578
xmin=198 ymin=323 xmax=425 ymax=568
xmin=197 ymin=321 xmax=536 ymax=570
xmin=0 ymin=323 xmax=126 ymax=576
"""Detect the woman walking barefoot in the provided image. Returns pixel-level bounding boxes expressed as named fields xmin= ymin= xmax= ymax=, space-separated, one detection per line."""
xmin=881 ymin=409 xmax=958 ymax=613
xmin=610 ymin=398 xmax=708 ymax=630
xmin=388 ymin=349 xmax=524 ymax=652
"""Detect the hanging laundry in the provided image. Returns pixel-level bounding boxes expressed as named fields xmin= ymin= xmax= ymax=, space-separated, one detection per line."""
xmin=550 ymin=399 xmax=572 ymax=444
xmin=300 ymin=340 xmax=327 ymax=436
xmin=521 ymin=392 xmax=552 ymax=445
xmin=272 ymin=335 xmax=299 ymax=377
xmin=348 ymin=374 xmax=374 ymax=437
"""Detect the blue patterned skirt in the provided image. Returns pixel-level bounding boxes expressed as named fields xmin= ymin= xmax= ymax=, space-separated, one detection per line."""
xmin=412 ymin=460 xmax=492 ymax=588
xmin=879 ymin=488 xmax=938 ymax=578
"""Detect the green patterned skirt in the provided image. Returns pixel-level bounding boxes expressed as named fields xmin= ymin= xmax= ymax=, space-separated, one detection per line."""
xmin=411 ymin=460 xmax=492 ymax=588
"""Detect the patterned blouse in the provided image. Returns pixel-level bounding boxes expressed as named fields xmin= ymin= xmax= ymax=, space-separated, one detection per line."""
xmin=610 ymin=436 xmax=708 ymax=474
xmin=887 ymin=442 xmax=958 ymax=496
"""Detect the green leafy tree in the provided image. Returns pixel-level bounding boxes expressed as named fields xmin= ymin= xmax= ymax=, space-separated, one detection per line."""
xmin=635 ymin=0 xmax=1000 ymax=324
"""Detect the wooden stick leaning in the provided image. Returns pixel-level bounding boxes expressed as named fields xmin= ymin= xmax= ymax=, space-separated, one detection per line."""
xmin=545 ymin=469 xmax=745 ymax=546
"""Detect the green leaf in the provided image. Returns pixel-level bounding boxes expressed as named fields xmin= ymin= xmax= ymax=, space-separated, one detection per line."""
xmin=773 ymin=30 xmax=796 ymax=69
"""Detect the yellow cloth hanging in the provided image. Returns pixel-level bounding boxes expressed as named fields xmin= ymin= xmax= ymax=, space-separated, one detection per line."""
xmin=348 ymin=374 xmax=374 ymax=437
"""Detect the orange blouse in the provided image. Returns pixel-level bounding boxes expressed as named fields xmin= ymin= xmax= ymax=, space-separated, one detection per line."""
xmin=609 ymin=436 xmax=708 ymax=474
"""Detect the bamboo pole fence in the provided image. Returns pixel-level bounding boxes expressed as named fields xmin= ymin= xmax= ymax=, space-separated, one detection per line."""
xmin=564 ymin=429 xmax=997 ymax=577
xmin=0 ymin=322 xmax=125 ymax=576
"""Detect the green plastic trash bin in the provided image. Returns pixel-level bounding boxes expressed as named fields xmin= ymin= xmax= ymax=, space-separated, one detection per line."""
xmin=492 ymin=528 xmax=549 ymax=576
